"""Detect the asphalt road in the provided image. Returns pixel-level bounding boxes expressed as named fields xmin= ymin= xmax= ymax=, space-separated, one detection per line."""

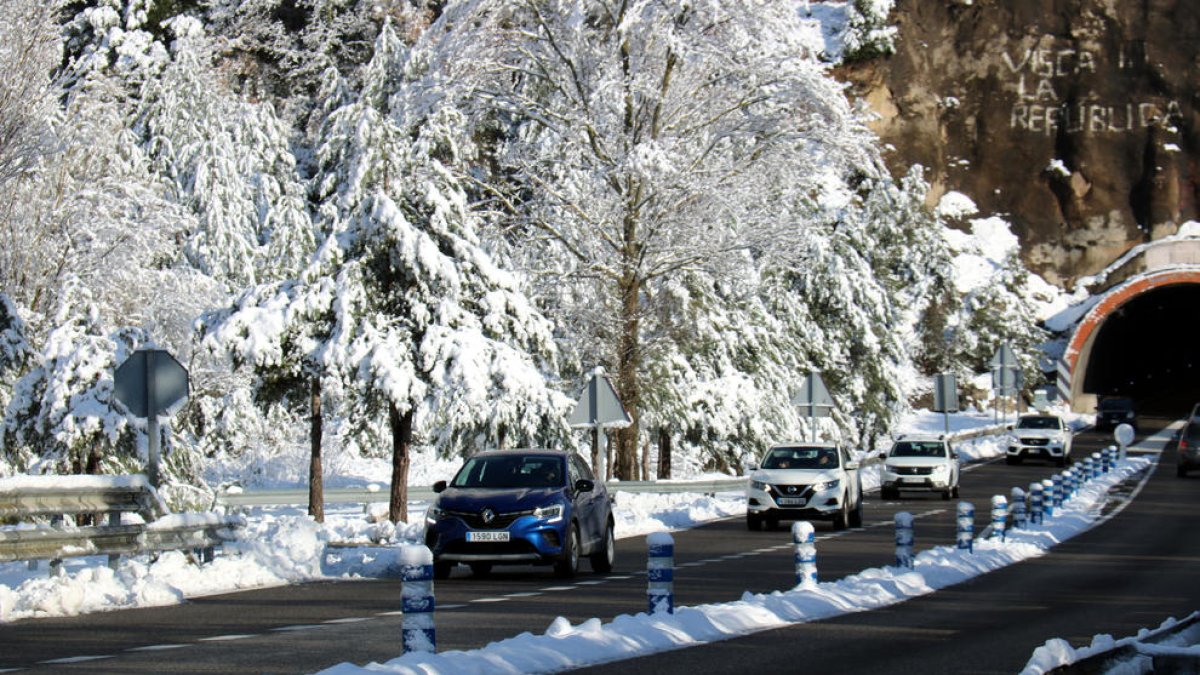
xmin=0 ymin=419 xmax=1178 ymax=674
xmin=576 ymin=417 xmax=1192 ymax=674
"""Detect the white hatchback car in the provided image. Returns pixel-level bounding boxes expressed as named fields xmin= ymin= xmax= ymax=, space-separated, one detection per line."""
xmin=746 ymin=443 xmax=863 ymax=531
xmin=880 ymin=434 xmax=959 ymax=500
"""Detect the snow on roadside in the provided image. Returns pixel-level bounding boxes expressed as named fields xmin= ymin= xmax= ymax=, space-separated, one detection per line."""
xmin=1021 ymin=613 xmax=1200 ymax=674
xmin=316 ymin=455 xmax=1154 ymax=675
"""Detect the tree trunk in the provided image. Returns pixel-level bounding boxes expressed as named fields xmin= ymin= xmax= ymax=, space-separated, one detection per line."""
xmin=615 ymin=270 xmax=642 ymax=480
xmin=388 ymin=402 xmax=413 ymax=524
xmin=640 ymin=437 xmax=649 ymax=480
xmin=308 ymin=378 xmax=324 ymax=523
xmin=658 ymin=427 xmax=672 ymax=480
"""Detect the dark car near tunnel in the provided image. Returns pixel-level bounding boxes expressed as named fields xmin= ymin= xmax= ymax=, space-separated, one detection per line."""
xmin=423 ymin=450 xmax=615 ymax=579
xmin=1096 ymin=397 xmax=1137 ymax=432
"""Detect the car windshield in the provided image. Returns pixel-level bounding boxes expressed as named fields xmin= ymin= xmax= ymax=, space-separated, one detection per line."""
xmin=1099 ymin=398 xmax=1133 ymax=411
xmin=761 ymin=446 xmax=839 ymax=470
xmin=1016 ymin=416 xmax=1059 ymax=430
xmin=451 ymin=455 xmax=565 ymax=489
xmin=890 ymin=441 xmax=947 ymax=458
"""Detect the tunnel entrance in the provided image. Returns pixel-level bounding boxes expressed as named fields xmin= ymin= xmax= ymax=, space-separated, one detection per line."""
xmin=1081 ymin=283 xmax=1200 ymax=416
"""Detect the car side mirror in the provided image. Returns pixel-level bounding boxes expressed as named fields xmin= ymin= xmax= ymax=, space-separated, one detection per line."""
xmin=951 ymin=452 xmax=959 ymax=460
xmin=433 ymin=480 xmax=447 ymax=493
xmin=574 ymin=479 xmax=595 ymax=493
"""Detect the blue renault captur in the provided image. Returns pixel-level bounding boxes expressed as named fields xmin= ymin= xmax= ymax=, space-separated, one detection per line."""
xmin=423 ymin=450 xmax=615 ymax=579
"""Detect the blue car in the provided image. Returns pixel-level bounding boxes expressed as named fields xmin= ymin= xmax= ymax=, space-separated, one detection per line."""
xmin=424 ymin=450 xmax=615 ymax=579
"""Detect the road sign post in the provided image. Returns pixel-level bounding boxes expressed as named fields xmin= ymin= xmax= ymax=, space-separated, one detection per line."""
xmin=568 ymin=368 xmax=632 ymax=479
xmin=933 ymin=373 xmax=959 ymax=434
xmin=990 ymin=343 xmax=1020 ymax=425
xmin=792 ymin=373 xmax=834 ymax=442
xmin=113 ymin=349 xmax=189 ymax=487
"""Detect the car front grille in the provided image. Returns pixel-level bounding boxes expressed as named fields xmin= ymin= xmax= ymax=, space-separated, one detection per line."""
xmin=1020 ymin=438 xmax=1050 ymax=446
xmin=445 ymin=509 xmax=530 ymax=530
xmin=770 ymin=484 xmax=814 ymax=498
xmin=893 ymin=466 xmax=934 ymax=475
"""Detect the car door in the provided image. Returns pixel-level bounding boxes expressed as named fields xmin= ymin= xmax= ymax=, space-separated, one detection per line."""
xmin=840 ymin=446 xmax=860 ymax=507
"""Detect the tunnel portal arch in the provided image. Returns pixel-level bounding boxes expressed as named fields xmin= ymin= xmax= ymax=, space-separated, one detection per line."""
xmin=1064 ymin=270 xmax=1200 ymax=415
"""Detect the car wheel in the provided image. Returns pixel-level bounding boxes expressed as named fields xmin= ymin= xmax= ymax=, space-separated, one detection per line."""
xmin=746 ymin=512 xmax=763 ymax=531
xmin=589 ymin=520 xmax=615 ymax=573
xmin=433 ymin=560 xmax=452 ymax=580
xmin=848 ymin=494 xmax=863 ymax=528
xmin=941 ymin=488 xmax=952 ymax=501
xmin=469 ymin=562 xmax=493 ymax=577
xmin=952 ymin=484 xmax=960 ymax=499
xmin=833 ymin=494 xmax=849 ymax=530
xmin=1005 ymin=456 xmax=1020 ymax=466
xmin=1179 ymin=464 xmax=1188 ymax=478
xmin=554 ymin=523 xmax=580 ymax=578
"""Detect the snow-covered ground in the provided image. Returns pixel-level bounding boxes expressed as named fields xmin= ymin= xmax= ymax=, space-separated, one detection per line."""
xmin=1022 ymin=613 xmax=1200 ymax=674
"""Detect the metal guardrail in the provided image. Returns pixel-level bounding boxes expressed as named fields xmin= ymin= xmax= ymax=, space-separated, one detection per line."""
xmin=0 ymin=480 xmax=244 ymax=569
xmin=215 ymin=424 xmax=1014 ymax=509
xmin=1049 ymin=611 xmax=1200 ymax=674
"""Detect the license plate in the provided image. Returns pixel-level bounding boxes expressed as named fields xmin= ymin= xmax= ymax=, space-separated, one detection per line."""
xmin=777 ymin=497 xmax=806 ymax=506
xmin=901 ymin=477 xmax=925 ymax=484
xmin=466 ymin=531 xmax=510 ymax=542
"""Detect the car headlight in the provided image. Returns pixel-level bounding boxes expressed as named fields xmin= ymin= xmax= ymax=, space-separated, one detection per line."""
xmin=815 ymin=479 xmax=841 ymax=491
xmin=750 ymin=480 xmax=768 ymax=491
xmin=931 ymin=464 xmax=949 ymax=476
xmin=884 ymin=464 xmax=900 ymax=474
xmin=425 ymin=504 xmax=444 ymax=524
xmin=533 ymin=503 xmax=564 ymax=523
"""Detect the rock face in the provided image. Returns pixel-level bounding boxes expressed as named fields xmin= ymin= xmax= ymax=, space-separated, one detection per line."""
xmin=838 ymin=0 xmax=1198 ymax=287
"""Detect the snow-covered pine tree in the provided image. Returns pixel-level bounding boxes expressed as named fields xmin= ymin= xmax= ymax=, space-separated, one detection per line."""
xmin=206 ymin=21 xmax=567 ymax=523
xmin=428 ymin=0 xmax=878 ymax=479
xmin=2 ymin=279 xmax=149 ymax=477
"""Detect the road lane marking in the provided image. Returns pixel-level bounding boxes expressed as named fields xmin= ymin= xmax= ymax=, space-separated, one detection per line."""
xmin=39 ymin=656 xmax=115 ymax=664
xmin=539 ymin=586 xmax=575 ymax=592
xmin=323 ymin=617 xmax=369 ymax=624
xmin=271 ymin=625 xmax=323 ymax=632
xmin=376 ymin=610 xmax=406 ymax=616
xmin=470 ymin=597 xmax=509 ymax=603
xmin=504 ymin=592 xmax=542 ymax=597
xmin=575 ymin=580 xmax=607 ymax=585
xmin=437 ymin=604 xmax=467 ymax=610
xmin=607 ymin=575 xmax=633 ymax=580
xmin=198 ymin=634 xmax=257 ymax=642
xmin=125 ymin=644 xmax=188 ymax=652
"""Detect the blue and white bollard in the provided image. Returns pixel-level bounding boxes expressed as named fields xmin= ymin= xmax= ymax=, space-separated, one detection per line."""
xmin=792 ymin=521 xmax=817 ymax=588
xmin=647 ymin=532 xmax=675 ymax=614
xmin=1010 ymin=487 xmax=1027 ymax=529
xmin=1029 ymin=482 xmax=1044 ymax=525
xmin=956 ymin=502 xmax=974 ymax=553
xmin=1052 ymin=474 xmax=1064 ymax=510
xmin=400 ymin=544 xmax=436 ymax=654
xmin=1063 ymin=470 xmax=1076 ymax=501
xmin=1042 ymin=479 xmax=1056 ymax=518
xmin=1083 ymin=456 xmax=1095 ymax=481
xmin=1092 ymin=452 xmax=1104 ymax=477
xmin=1102 ymin=447 xmax=1114 ymax=473
xmin=991 ymin=495 xmax=1008 ymax=541
xmin=895 ymin=512 xmax=914 ymax=568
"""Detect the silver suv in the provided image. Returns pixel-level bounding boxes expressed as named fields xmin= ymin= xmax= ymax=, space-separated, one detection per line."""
xmin=880 ymin=434 xmax=959 ymax=500
xmin=746 ymin=443 xmax=863 ymax=531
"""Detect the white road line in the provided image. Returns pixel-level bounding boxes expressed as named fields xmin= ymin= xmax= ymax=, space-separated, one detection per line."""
xmin=607 ymin=575 xmax=634 ymax=580
xmin=271 ymin=625 xmax=322 ymax=632
xmin=322 ymin=617 xmax=369 ymax=624
xmin=437 ymin=604 xmax=467 ymax=610
xmin=376 ymin=610 xmax=406 ymax=616
xmin=575 ymin=580 xmax=607 ymax=585
xmin=539 ymin=586 xmax=575 ymax=592
xmin=504 ymin=592 xmax=542 ymax=597
xmin=198 ymin=634 xmax=257 ymax=642
xmin=470 ymin=597 xmax=509 ymax=603
xmin=125 ymin=644 xmax=188 ymax=652
xmin=678 ymin=562 xmax=705 ymax=567
xmin=39 ymin=656 xmax=115 ymax=665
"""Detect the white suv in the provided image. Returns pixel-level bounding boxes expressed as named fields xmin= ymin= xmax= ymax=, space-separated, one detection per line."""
xmin=1005 ymin=414 xmax=1073 ymax=466
xmin=880 ymin=434 xmax=959 ymax=500
xmin=746 ymin=443 xmax=863 ymax=531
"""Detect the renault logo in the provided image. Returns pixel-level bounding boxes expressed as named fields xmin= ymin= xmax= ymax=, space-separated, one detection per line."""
xmin=481 ymin=508 xmax=496 ymax=524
